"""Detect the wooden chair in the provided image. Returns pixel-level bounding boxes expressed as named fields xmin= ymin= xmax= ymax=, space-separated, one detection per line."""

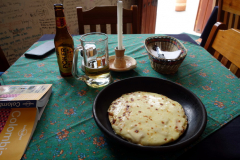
xmin=76 ymin=5 xmax=139 ymax=34
xmin=218 ymin=0 xmax=240 ymax=29
xmin=0 ymin=46 xmax=10 ymax=72
xmin=204 ymin=22 xmax=240 ymax=77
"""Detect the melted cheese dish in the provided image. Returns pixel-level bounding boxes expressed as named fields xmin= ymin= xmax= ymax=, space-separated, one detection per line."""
xmin=108 ymin=91 xmax=188 ymax=146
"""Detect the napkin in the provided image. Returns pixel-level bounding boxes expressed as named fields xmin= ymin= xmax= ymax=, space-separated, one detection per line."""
xmin=151 ymin=49 xmax=182 ymax=59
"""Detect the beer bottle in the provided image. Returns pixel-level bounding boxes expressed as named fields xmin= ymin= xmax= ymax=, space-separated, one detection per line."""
xmin=54 ymin=4 xmax=74 ymax=77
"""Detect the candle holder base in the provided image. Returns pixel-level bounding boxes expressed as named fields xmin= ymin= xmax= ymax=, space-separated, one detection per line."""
xmin=109 ymin=47 xmax=137 ymax=72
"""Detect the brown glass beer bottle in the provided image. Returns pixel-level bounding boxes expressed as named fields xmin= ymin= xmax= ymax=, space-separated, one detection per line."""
xmin=54 ymin=4 xmax=74 ymax=77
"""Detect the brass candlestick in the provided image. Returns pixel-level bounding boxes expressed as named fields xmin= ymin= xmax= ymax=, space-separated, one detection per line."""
xmin=113 ymin=47 xmax=126 ymax=68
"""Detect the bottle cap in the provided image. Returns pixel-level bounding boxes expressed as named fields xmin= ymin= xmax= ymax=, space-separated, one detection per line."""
xmin=54 ymin=4 xmax=64 ymax=9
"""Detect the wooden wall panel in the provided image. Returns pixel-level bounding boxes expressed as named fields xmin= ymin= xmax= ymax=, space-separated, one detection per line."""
xmin=138 ymin=0 xmax=158 ymax=33
xmin=194 ymin=0 xmax=214 ymax=33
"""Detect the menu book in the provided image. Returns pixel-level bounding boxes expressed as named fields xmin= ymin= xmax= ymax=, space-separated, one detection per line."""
xmin=0 ymin=84 xmax=52 ymax=159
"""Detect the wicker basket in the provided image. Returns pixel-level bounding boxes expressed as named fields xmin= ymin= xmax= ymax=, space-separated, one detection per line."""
xmin=144 ymin=36 xmax=187 ymax=74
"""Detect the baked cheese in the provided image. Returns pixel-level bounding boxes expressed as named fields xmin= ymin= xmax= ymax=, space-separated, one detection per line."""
xmin=108 ymin=91 xmax=188 ymax=146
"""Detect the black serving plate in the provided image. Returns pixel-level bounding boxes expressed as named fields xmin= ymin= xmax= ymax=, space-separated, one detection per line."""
xmin=93 ymin=76 xmax=207 ymax=152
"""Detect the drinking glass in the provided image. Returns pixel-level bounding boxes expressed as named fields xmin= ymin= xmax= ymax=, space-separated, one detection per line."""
xmin=72 ymin=32 xmax=111 ymax=88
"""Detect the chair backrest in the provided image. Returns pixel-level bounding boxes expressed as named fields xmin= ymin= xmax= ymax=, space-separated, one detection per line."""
xmin=204 ymin=22 xmax=240 ymax=77
xmin=76 ymin=5 xmax=139 ymax=34
xmin=218 ymin=0 xmax=240 ymax=29
xmin=0 ymin=46 xmax=10 ymax=72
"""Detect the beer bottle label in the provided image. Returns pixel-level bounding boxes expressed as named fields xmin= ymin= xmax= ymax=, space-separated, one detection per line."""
xmin=56 ymin=17 xmax=66 ymax=28
xmin=56 ymin=46 xmax=73 ymax=73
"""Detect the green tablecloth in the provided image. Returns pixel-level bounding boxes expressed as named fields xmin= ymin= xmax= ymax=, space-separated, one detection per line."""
xmin=1 ymin=34 xmax=240 ymax=160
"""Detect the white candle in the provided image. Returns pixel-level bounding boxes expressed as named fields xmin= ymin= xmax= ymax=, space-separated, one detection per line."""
xmin=117 ymin=1 xmax=123 ymax=50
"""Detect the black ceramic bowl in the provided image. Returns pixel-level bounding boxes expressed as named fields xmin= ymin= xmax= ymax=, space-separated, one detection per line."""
xmin=93 ymin=77 xmax=207 ymax=152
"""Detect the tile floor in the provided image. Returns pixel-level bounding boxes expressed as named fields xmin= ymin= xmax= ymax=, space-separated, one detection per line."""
xmin=155 ymin=0 xmax=200 ymax=36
